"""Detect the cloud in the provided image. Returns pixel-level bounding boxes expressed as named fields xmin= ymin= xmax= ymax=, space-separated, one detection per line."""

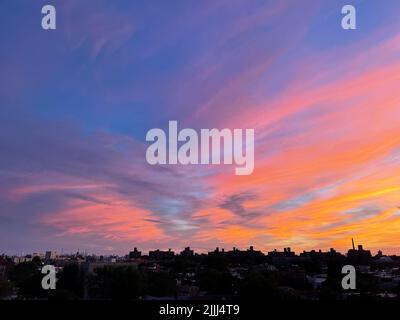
xmin=2 ymin=1 xmax=400 ymax=254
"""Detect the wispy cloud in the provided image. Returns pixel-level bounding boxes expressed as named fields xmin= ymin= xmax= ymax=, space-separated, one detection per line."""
xmin=2 ymin=1 xmax=400 ymax=254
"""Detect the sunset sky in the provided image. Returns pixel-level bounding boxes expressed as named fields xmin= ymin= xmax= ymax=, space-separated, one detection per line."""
xmin=1 ymin=0 xmax=400 ymax=255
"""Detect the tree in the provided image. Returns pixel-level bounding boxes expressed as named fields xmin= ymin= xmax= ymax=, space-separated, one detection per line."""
xmin=87 ymin=266 xmax=143 ymax=300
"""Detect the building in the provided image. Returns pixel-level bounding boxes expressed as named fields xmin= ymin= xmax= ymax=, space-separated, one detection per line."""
xmin=180 ymin=247 xmax=194 ymax=257
xmin=129 ymin=247 xmax=142 ymax=259
xmin=45 ymin=251 xmax=60 ymax=260
xmin=149 ymin=248 xmax=175 ymax=260
xmin=268 ymin=248 xmax=295 ymax=257
xmin=300 ymin=248 xmax=343 ymax=261
xmin=347 ymin=239 xmax=372 ymax=264
xmin=32 ymin=252 xmax=45 ymax=260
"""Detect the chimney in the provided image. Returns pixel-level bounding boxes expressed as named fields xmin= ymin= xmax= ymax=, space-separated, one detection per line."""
xmin=352 ymin=238 xmax=355 ymax=250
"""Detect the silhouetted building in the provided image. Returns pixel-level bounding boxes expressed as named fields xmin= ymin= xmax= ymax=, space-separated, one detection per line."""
xmin=129 ymin=247 xmax=142 ymax=259
xmin=347 ymin=243 xmax=372 ymax=264
xmin=268 ymin=248 xmax=295 ymax=257
xmin=220 ymin=246 xmax=265 ymax=263
xmin=149 ymin=248 xmax=175 ymax=259
xmin=300 ymin=248 xmax=342 ymax=261
xmin=180 ymin=247 xmax=194 ymax=257
xmin=208 ymin=247 xmax=226 ymax=257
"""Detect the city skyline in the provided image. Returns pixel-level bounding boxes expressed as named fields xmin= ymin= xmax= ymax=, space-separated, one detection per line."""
xmin=2 ymin=1 xmax=400 ymax=255
xmin=0 ymin=239 xmax=393 ymax=257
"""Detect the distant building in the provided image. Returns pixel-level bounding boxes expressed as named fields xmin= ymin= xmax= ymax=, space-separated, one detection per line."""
xmin=45 ymin=251 xmax=60 ymax=260
xmin=149 ymin=248 xmax=175 ymax=260
xmin=208 ymin=247 xmax=226 ymax=257
xmin=180 ymin=247 xmax=194 ymax=257
xmin=347 ymin=241 xmax=372 ymax=264
xmin=268 ymin=248 xmax=295 ymax=257
xmin=12 ymin=256 xmax=23 ymax=264
xmin=218 ymin=246 xmax=264 ymax=262
xmin=32 ymin=252 xmax=45 ymax=260
xmin=300 ymin=248 xmax=343 ymax=261
xmin=129 ymin=247 xmax=142 ymax=259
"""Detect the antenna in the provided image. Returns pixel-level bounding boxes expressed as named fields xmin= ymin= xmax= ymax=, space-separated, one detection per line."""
xmin=351 ymin=238 xmax=355 ymax=250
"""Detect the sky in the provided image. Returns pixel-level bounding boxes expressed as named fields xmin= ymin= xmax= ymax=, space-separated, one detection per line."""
xmin=1 ymin=0 xmax=400 ymax=255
